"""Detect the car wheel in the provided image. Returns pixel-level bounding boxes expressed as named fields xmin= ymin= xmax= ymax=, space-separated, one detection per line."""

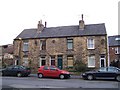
xmin=17 ymin=72 xmax=22 ymax=77
xmin=116 ymin=75 xmax=120 ymax=81
xmin=87 ymin=75 xmax=94 ymax=80
xmin=38 ymin=73 xmax=43 ymax=78
xmin=59 ymin=74 xmax=65 ymax=79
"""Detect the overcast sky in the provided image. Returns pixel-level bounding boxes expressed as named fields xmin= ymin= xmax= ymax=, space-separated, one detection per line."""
xmin=0 ymin=0 xmax=119 ymax=45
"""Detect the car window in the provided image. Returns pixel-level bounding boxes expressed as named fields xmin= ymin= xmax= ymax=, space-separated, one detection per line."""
xmin=6 ymin=66 xmax=13 ymax=70
xmin=43 ymin=66 xmax=49 ymax=70
xmin=19 ymin=66 xmax=26 ymax=69
xmin=108 ymin=67 xmax=117 ymax=72
xmin=99 ymin=67 xmax=107 ymax=72
xmin=50 ymin=66 xmax=57 ymax=70
xmin=13 ymin=66 xmax=19 ymax=69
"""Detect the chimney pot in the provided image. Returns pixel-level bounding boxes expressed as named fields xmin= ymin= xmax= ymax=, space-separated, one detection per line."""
xmin=45 ymin=21 xmax=47 ymax=28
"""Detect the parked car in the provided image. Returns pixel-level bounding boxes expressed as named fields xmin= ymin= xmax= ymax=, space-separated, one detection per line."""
xmin=37 ymin=65 xmax=71 ymax=79
xmin=82 ymin=66 xmax=120 ymax=81
xmin=2 ymin=65 xmax=31 ymax=77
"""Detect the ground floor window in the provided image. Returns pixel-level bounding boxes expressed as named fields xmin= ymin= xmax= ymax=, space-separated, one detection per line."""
xmin=67 ymin=55 xmax=73 ymax=67
xmin=88 ymin=55 xmax=95 ymax=67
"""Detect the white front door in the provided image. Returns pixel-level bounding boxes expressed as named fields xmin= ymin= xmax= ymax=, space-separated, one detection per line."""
xmin=39 ymin=57 xmax=46 ymax=67
xmin=100 ymin=55 xmax=106 ymax=67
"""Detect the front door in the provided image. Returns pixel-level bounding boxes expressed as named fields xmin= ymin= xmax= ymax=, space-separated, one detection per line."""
xmin=57 ymin=55 xmax=63 ymax=69
xmin=39 ymin=57 xmax=46 ymax=67
xmin=100 ymin=55 xmax=106 ymax=67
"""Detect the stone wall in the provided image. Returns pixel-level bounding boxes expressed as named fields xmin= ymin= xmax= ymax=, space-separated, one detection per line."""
xmin=14 ymin=35 xmax=108 ymax=73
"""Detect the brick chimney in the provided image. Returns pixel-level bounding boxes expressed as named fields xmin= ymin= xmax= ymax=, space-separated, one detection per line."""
xmin=79 ymin=14 xmax=85 ymax=30
xmin=37 ymin=20 xmax=44 ymax=33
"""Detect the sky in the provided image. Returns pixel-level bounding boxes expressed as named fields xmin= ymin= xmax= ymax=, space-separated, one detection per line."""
xmin=0 ymin=0 xmax=119 ymax=45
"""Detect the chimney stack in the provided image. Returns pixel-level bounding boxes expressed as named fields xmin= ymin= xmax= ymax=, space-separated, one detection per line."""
xmin=37 ymin=20 xmax=44 ymax=33
xmin=79 ymin=14 xmax=85 ymax=30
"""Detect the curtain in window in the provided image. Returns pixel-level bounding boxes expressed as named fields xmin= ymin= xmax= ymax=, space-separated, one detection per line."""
xmin=67 ymin=56 xmax=73 ymax=67
xmin=88 ymin=56 xmax=95 ymax=67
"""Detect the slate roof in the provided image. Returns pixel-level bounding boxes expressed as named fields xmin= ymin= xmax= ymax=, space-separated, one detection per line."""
xmin=15 ymin=23 xmax=107 ymax=40
xmin=108 ymin=35 xmax=120 ymax=46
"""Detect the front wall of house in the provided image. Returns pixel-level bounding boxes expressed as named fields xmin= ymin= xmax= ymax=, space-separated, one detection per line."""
xmin=109 ymin=46 xmax=120 ymax=63
xmin=14 ymin=35 xmax=107 ymax=73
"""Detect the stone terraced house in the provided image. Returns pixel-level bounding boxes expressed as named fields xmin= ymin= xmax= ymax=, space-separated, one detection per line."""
xmin=14 ymin=16 xmax=108 ymax=73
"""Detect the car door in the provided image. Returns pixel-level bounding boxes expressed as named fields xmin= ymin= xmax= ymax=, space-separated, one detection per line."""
xmin=49 ymin=66 xmax=59 ymax=77
xmin=106 ymin=67 xmax=117 ymax=78
xmin=42 ymin=66 xmax=50 ymax=77
xmin=95 ymin=67 xmax=108 ymax=78
xmin=12 ymin=66 xmax=20 ymax=76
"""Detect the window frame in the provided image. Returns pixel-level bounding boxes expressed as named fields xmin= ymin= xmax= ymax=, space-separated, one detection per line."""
xmin=50 ymin=56 xmax=55 ymax=66
xmin=115 ymin=47 xmax=119 ymax=54
xmin=39 ymin=57 xmax=46 ymax=67
xmin=87 ymin=38 xmax=95 ymax=49
xmin=23 ymin=41 xmax=29 ymax=52
xmin=88 ymin=55 xmax=95 ymax=68
xmin=67 ymin=39 xmax=73 ymax=50
xmin=40 ymin=40 xmax=46 ymax=50
xmin=67 ymin=55 xmax=74 ymax=67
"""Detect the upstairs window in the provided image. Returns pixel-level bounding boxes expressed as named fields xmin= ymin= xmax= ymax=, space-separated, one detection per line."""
xmin=115 ymin=47 xmax=119 ymax=54
xmin=23 ymin=41 xmax=29 ymax=51
xmin=67 ymin=39 xmax=73 ymax=50
xmin=40 ymin=40 xmax=46 ymax=50
xmin=115 ymin=37 xmax=120 ymax=41
xmin=87 ymin=38 xmax=95 ymax=49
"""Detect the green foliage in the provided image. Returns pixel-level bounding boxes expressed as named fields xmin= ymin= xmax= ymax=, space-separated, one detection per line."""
xmin=110 ymin=60 xmax=120 ymax=68
xmin=74 ymin=60 xmax=87 ymax=72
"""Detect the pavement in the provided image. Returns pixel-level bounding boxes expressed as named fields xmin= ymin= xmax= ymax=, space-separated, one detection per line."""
xmin=30 ymin=74 xmax=82 ymax=79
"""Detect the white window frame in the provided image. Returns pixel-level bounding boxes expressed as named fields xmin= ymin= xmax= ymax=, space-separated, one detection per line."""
xmin=100 ymin=56 xmax=106 ymax=67
xmin=88 ymin=56 xmax=95 ymax=68
xmin=87 ymin=38 xmax=95 ymax=49
xmin=67 ymin=39 xmax=73 ymax=50
xmin=39 ymin=57 xmax=46 ymax=67
xmin=115 ymin=37 xmax=120 ymax=41
xmin=115 ymin=47 xmax=119 ymax=54
xmin=23 ymin=41 xmax=29 ymax=51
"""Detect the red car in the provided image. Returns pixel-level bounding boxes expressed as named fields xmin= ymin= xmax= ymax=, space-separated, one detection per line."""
xmin=37 ymin=66 xmax=71 ymax=79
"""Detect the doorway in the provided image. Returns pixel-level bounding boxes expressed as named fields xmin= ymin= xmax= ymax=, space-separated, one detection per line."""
xmin=100 ymin=55 xmax=106 ymax=67
xmin=57 ymin=55 xmax=63 ymax=69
